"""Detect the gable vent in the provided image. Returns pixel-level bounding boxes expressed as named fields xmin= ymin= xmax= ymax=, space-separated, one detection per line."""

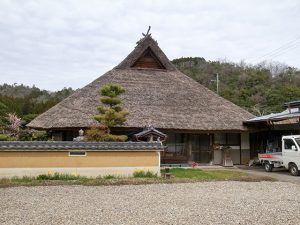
xmin=131 ymin=47 xmax=165 ymax=69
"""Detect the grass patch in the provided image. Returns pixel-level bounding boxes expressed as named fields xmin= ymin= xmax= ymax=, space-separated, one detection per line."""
xmin=11 ymin=176 xmax=34 ymax=183
xmin=36 ymin=173 xmax=84 ymax=181
xmin=103 ymin=175 xmax=116 ymax=179
xmin=166 ymin=168 xmax=276 ymax=182
xmin=168 ymin=168 xmax=244 ymax=180
xmin=0 ymin=169 xmax=275 ymax=188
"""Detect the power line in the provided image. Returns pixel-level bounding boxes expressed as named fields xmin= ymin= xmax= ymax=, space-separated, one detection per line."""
xmin=249 ymin=36 xmax=300 ymax=60
xmin=248 ymin=36 xmax=300 ymax=63
xmin=263 ymin=42 xmax=299 ymax=59
xmin=269 ymin=43 xmax=299 ymax=59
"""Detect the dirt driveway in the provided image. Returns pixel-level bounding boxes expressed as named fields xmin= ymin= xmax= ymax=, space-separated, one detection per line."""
xmin=237 ymin=165 xmax=300 ymax=184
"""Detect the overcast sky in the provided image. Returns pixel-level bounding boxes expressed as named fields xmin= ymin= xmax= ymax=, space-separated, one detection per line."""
xmin=0 ymin=0 xmax=299 ymax=91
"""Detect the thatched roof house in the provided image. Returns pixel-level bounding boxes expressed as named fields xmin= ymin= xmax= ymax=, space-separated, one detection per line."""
xmin=28 ymin=33 xmax=254 ymax=164
xmin=28 ymin=35 xmax=252 ymax=131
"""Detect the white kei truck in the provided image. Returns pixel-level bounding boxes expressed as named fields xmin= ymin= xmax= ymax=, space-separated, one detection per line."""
xmin=258 ymin=135 xmax=300 ymax=176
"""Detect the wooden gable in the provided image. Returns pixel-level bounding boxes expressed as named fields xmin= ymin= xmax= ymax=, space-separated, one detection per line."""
xmin=131 ymin=47 xmax=165 ymax=69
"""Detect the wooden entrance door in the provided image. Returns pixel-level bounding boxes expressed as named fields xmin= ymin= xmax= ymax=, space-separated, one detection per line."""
xmin=191 ymin=134 xmax=211 ymax=163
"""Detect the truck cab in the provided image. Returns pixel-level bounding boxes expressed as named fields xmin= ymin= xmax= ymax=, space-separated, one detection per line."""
xmin=282 ymin=135 xmax=300 ymax=175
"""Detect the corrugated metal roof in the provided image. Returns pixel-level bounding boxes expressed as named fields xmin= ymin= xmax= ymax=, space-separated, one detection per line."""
xmin=0 ymin=141 xmax=164 ymax=151
xmin=283 ymin=100 xmax=300 ymax=109
xmin=247 ymin=108 xmax=300 ymax=123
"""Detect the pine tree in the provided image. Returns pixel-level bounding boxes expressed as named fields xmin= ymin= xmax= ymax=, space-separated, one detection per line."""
xmin=91 ymin=83 xmax=128 ymax=141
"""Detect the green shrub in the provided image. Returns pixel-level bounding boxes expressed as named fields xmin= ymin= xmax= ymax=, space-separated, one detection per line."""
xmin=0 ymin=134 xmax=10 ymax=141
xmin=85 ymin=126 xmax=127 ymax=142
xmin=103 ymin=175 xmax=115 ymax=179
xmin=133 ymin=170 xmax=157 ymax=178
xmin=85 ymin=126 xmax=107 ymax=141
xmin=36 ymin=174 xmax=50 ymax=180
xmin=11 ymin=176 xmax=33 ymax=182
xmin=19 ymin=130 xmax=49 ymax=141
xmin=36 ymin=172 xmax=83 ymax=180
xmin=30 ymin=130 xmax=49 ymax=141
xmin=101 ymin=134 xmax=127 ymax=142
xmin=0 ymin=134 xmax=16 ymax=141
xmin=22 ymin=114 xmax=38 ymax=124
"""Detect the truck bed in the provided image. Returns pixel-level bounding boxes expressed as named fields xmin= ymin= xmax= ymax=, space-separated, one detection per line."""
xmin=258 ymin=152 xmax=283 ymax=162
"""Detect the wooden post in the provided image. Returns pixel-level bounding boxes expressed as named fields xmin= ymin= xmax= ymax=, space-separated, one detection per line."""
xmin=186 ymin=134 xmax=193 ymax=161
xmin=210 ymin=134 xmax=214 ymax=165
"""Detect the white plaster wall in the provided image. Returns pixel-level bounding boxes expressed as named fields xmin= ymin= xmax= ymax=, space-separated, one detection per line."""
xmin=213 ymin=150 xmax=222 ymax=165
xmin=241 ymin=132 xmax=250 ymax=149
xmin=230 ymin=148 xmax=240 ymax=164
xmin=214 ymin=147 xmax=240 ymax=165
xmin=241 ymin=149 xmax=250 ymax=164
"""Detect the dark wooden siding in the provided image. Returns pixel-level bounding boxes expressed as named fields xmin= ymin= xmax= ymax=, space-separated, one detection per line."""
xmin=131 ymin=47 xmax=165 ymax=69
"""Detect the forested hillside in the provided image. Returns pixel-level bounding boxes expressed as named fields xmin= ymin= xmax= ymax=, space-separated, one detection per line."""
xmin=0 ymin=84 xmax=74 ymax=124
xmin=172 ymin=58 xmax=300 ymax=115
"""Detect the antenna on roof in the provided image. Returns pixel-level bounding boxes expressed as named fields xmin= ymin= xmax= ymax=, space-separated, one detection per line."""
xmin=142 ymin=26 xmax=151 ymax=37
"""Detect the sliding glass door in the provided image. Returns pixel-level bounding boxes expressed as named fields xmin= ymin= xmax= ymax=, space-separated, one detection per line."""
xmin=191 ymin=134 xmax=211 ymax=163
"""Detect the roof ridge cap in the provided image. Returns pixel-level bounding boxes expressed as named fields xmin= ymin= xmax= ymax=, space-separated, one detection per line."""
xmin=115 ymin=35 xmax=177 ymax=71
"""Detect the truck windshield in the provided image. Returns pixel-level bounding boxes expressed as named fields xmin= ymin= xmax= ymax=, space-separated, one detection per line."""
xmin=296 ymin=138 xmax=300 ymax=147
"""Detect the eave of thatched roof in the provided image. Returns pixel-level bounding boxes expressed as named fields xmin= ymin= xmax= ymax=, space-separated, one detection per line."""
xmin=28 ymin=35 xmax=254 ymax=131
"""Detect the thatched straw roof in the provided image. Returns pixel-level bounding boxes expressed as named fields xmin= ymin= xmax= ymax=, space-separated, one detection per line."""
xmin=28 ymin=35 xmax=253 ymax=131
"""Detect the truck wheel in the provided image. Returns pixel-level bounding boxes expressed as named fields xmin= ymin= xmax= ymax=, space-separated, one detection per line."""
xmin=264 ymin=162 xmax=273 ymax=172
xmin=289 ymin=164 xmax=299 ymax=176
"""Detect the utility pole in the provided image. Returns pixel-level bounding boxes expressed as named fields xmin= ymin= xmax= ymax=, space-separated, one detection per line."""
xmin=211 ymin=73 xmax=219 ymax=95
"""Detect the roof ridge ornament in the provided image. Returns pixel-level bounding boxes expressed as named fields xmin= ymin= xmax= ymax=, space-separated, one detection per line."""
xmin=136 ymin=26 xmax=152 ymax=45
xmin=142 ymin=26 xmax=151 ymax=37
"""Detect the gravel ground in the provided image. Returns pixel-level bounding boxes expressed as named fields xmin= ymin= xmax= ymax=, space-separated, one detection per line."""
xmin=1 ymin=181 xmax=300 ymax=225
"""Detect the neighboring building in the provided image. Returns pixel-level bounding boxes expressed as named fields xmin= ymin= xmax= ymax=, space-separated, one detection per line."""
xmin=28 ymin=34 xmax=254 ymax=165
xmin=245 ymin=100 xmax=300 ymax=158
